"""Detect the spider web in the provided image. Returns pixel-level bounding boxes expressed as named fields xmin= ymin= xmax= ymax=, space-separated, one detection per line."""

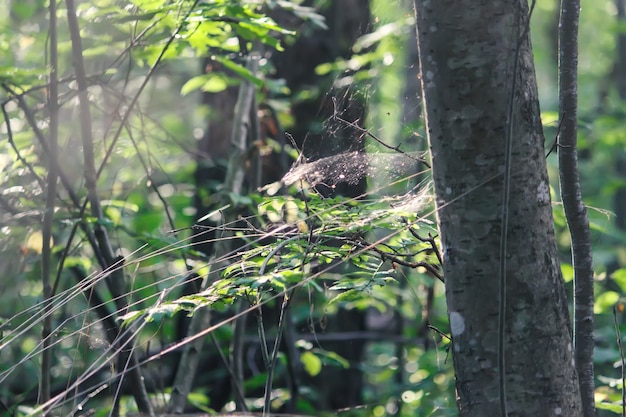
xmin=282 ymin=150 xmax=427 ymax=189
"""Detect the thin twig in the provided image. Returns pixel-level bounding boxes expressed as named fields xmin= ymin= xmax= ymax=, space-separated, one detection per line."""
xmin=256 ymin=235 xmax=303 ymax=415
xmin=208 ymin=330 xmax=248 ymax=407
xmin=230 ymin=300 xmax=249 ymax=411
xmin=613 ymin=306 xmax=625 ymax=417
xmin=39 ymin=0 xmax=60 ymax=408
xmin=545 ymin=117 xmax=565 ymax=158
xmin=2 ymin=83 xmax=108 ymax=270
xmin=404 ymin=222 xmax=443 ymax=267
xmin=0 ymin=103 xmax=45 ymax=189
xmin=263 ymin=293 xmax=290 ymax=415
xmin=355 ymin=238 xmax=443 ymax=282
xmin=331 ymin=97 xmax=430 ymax=169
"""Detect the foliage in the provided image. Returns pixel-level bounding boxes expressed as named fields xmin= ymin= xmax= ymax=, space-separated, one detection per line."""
xmin=1 ymin=0 xmax=626 ymax=415
xmin=0 ymin=0 xmax=452 ymax=415
xmin=122 ymin=190 xmax=440 ymax=322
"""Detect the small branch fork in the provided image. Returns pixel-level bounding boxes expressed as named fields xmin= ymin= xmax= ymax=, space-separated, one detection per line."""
xmin=352 ymin=224 xmax=444 ymax=283
xmin=331 ymin=97 xmax=431 ymax=169
xmin=545 ymin=116 xmax=571 ymax=158
xmin=371 ymin=245 xmax=443 ymax=282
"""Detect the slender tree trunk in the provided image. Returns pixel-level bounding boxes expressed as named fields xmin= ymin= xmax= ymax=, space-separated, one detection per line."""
xmin=40 ymin=0 xmax=59 ymax=409
xmin=558 ymin=0 xmax=595 ymax=415
xmin=414 ymin=0 xmax=583 ymax=415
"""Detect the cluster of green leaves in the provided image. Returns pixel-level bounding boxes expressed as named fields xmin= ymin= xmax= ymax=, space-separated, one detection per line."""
xmin=113 ymin=184 xmax=451 ymax=414
xmin=121 ymin=189 xmax=441 ymax=325
xmin=13 ymin=0 xmax=626 ymax=414
xmin=0 ymin=0 xmax=460 ymax=414
xmin=0 ymin=0 xmax=310 ymax=414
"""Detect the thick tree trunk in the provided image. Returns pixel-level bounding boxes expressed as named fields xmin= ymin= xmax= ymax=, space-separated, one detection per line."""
xmin=414 ymin=0 xmax=583 ymax=415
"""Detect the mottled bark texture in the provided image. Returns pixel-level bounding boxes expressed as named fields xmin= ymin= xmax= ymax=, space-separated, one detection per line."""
xmin=414 ymin=1 xmax=583 ymax=416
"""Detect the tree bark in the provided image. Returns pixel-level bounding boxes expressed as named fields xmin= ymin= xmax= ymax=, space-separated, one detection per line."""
xmin=558 ymin=0 xmax=595 ymax=415
xmin=414 ymin=0 xmax=583 ymax=415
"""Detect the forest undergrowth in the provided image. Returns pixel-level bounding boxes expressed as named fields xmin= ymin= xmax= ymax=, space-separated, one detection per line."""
xmin=8 ymin=0 xmax=626 ymax=415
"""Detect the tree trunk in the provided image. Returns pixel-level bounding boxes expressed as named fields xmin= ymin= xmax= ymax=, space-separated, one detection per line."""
xmin=414 ymin=0 xmax=583 ymax=415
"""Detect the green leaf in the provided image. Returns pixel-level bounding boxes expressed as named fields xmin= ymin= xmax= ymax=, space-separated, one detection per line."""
xmin=328 ymin=289 xmax=361 ymax=305
xmin=102 ymin=199 xmax=139 ymax=212
xmin=62 ymin=256 xmax=92 ymax=271
xmin=129 ymin=0 xmax=166 ymax=10
xmin=301 ymin=351 xmax=322 ymax=377
xmin=317 ymin=350 xmax=349 ymax=369
xmin=611 ymin=268 xmax=626 ymax=292
xmin=146 ymin=303 xmax=181 ymax=323
xmin=560 ymin=263 xmax=574 ymax=283
xmin=118 ymin=310 xmax=144 ymax=327
xmin=187 ymin=391 xmax=214 ymax=413
xmin=104 ymin=206 xmax=121 ymax=226
xmin=181 ymin=74 xmax=229 ymax=95
xmin=596 ymin=401 xmax=624 ymax=414
xmin=133 ymin=211 xmax=163 ymax=234
xmin=229 ymin=192 xmax=253 ymax=206
xmin=595 ymin=291 xmax=620 ymax=314
xmin=213 ymin=56 xmax=264 ymax=87
xmin=201 ymin=75 xmax=229 ymax=93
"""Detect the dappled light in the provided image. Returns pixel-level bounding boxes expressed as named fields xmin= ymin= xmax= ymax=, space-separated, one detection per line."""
xmin=0 ymin=0 xmax=624 ymax=416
